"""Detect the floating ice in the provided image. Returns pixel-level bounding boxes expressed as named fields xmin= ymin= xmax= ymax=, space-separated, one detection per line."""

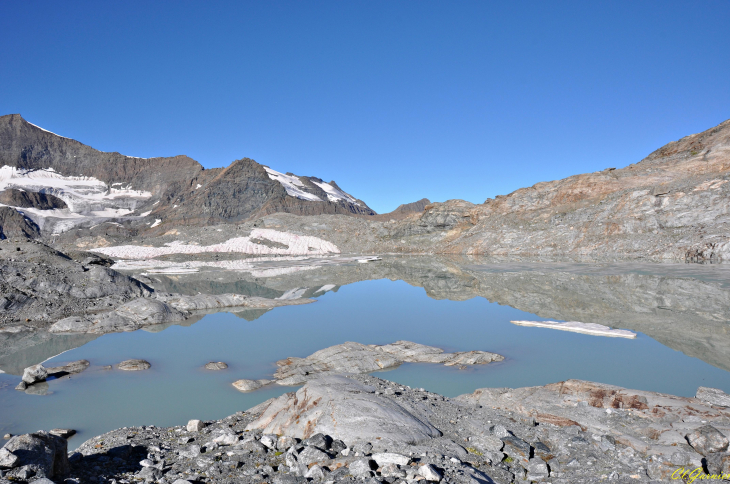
xmin=510 ymin=320 xmax=637 ymax=338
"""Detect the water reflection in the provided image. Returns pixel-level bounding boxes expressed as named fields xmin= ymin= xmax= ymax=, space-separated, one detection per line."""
xmin=2 ymin=256 xmax=730 ymax=376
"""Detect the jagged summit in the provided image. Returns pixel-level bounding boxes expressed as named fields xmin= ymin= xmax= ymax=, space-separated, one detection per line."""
xmin=0 ymin=114 xmax=375 ymax=237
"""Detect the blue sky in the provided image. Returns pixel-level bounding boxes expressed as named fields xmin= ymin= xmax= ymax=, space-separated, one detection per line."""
xmin=1 ymin=2 xmax=729 ymax=213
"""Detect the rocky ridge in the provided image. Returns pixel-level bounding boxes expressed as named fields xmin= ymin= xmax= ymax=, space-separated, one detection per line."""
xmin=0 ymin=114 xmax=374 ymax=238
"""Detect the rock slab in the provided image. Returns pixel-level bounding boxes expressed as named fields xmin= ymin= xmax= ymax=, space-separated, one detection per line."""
xmin=246 ymin=374 xmax=441 ymax=444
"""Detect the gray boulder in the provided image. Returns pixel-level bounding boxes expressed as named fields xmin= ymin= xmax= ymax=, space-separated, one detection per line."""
xmin=296 ymin=446 xmax=329 ymax=466
xmin=697 ymin=387 xmax=730 ymax=408
xmin=186 ymin=420 xmax=204 ymax=432
xmin=686 ymin=425 xmax=729 ymax=455
xmin=348 ymin=458 xmax=374 ymax=479
xmin=418 ymin=464 xmax=443 ymax=482
xmin=1 ymin=432 xmax=69 ymax=478
xmin=246 ymin=374 xmax=441 ymax=444
xmin=0 ymin=448 xmax=19 ymax=468
xmin=21 ymin=363 xmax=47 ymax=384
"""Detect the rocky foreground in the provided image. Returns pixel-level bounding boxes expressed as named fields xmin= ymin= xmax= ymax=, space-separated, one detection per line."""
xmin=3 ymin=374 xmax=730 ymax=483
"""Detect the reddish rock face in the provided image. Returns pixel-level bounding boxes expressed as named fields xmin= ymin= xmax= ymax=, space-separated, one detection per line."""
xmin=388 ymin=118 xmax=730 ymax=260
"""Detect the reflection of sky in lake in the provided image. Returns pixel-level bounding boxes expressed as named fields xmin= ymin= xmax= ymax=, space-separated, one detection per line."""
xmin=2 ymin=277 xmax=730 ymax=448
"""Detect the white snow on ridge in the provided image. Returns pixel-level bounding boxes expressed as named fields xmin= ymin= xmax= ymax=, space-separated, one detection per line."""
xmin=510 ymin=320 xmax=637 ymax=339
xmin=27 ymin=122 xmax=69 ymax=139
xmin=150 ymin=219 xmax=162 ymax=228
xmin=263 ymin=167 xmax=322 ymax=202
xmin=91 ymin=228 xmax=340 ymax=259
xmin=310 ymin=180 xmax=360 ymax=206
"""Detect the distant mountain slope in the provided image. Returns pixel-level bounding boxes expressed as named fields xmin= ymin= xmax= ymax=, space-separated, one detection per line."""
xmin=367 ymin=198 xmax=431 ymax=221
xmin=0 ymin=114 xmax=374 ymax=236
xmin=390 ymin=117 xmax=730 ymax=260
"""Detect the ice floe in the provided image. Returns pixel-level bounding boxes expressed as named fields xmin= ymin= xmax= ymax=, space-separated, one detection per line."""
xmin=510 ymin=320 xmax=637 ymax=338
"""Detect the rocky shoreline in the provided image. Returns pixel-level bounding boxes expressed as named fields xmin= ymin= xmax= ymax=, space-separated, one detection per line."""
xmin=2 ymin=373 xmax=730 ymax=483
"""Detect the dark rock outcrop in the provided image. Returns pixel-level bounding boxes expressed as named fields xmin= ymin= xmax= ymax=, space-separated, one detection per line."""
xmin=0 ymin=206 xmax=40 ymax=240
xmin=2 ymin=431 xmax=69 ymax=479
xmin=0 ymin=188 xmax=67 ymax=210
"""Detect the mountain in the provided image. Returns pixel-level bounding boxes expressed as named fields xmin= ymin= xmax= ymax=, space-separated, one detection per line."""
xmin=0 ymin=114 xmax=374 ymax=237
xmin=387 ymin=117 xmax=730 ymax=260
xmin=367 ymin=198 xmax=431 ymax=221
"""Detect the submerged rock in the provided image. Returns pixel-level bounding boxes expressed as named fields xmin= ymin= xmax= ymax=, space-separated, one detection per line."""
xmin=273 ymin=340 xmax=503 ymax=385
xmin=117 ymin=359 xmax=151 ymax=371
xmin=48 ymin=429 xmax=76 ymax=439
xmin=204 ymin=361 xmax=228 ymax=370
xmin=232 ymin=379 xmax=271 ymax=392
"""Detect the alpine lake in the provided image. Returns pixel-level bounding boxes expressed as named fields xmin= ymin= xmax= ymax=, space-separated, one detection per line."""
xmin=3 ymin=255 xmax=730 ymax=448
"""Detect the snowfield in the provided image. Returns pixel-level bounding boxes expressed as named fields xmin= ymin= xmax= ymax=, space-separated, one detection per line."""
xmin=0 ymin=165 xmax=153 ymax=233
xmin=91 ymin=228 xmax=341 ymax=258
xmin=263 ymin=167 xmax=322 ymax=202
xmin=310 ymin=179 xmax=361 ymax=205
xmin=263 ymin=166 xmax=361 ymax=205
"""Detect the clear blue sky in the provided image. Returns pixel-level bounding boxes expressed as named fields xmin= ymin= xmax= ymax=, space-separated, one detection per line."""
xmin=1 ymin=1 xmax=729 ymax=213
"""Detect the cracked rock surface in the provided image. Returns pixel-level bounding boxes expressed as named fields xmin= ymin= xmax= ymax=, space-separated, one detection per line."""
xmin=4 ymin=374 xmax=729 ymax=483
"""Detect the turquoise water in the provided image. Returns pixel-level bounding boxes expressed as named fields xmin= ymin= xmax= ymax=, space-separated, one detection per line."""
xmin=2 ymin=276 xmax=730 ymax=447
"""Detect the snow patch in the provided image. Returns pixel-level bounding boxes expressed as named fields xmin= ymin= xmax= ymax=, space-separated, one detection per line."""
xmin=510 ymin=320 xmax=637 ymax=338
xmin=91 ymin=228 xmax=340 ymax=259
xmin=264 ymin=167 xmax=322 ymax=202
xmin=195 ymin=184 xmax=202 ymax=189
xmin=311 ymin=180 xmax=360 ymax=206
xmin=150 ymin=219 xmax=162 ymax=228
